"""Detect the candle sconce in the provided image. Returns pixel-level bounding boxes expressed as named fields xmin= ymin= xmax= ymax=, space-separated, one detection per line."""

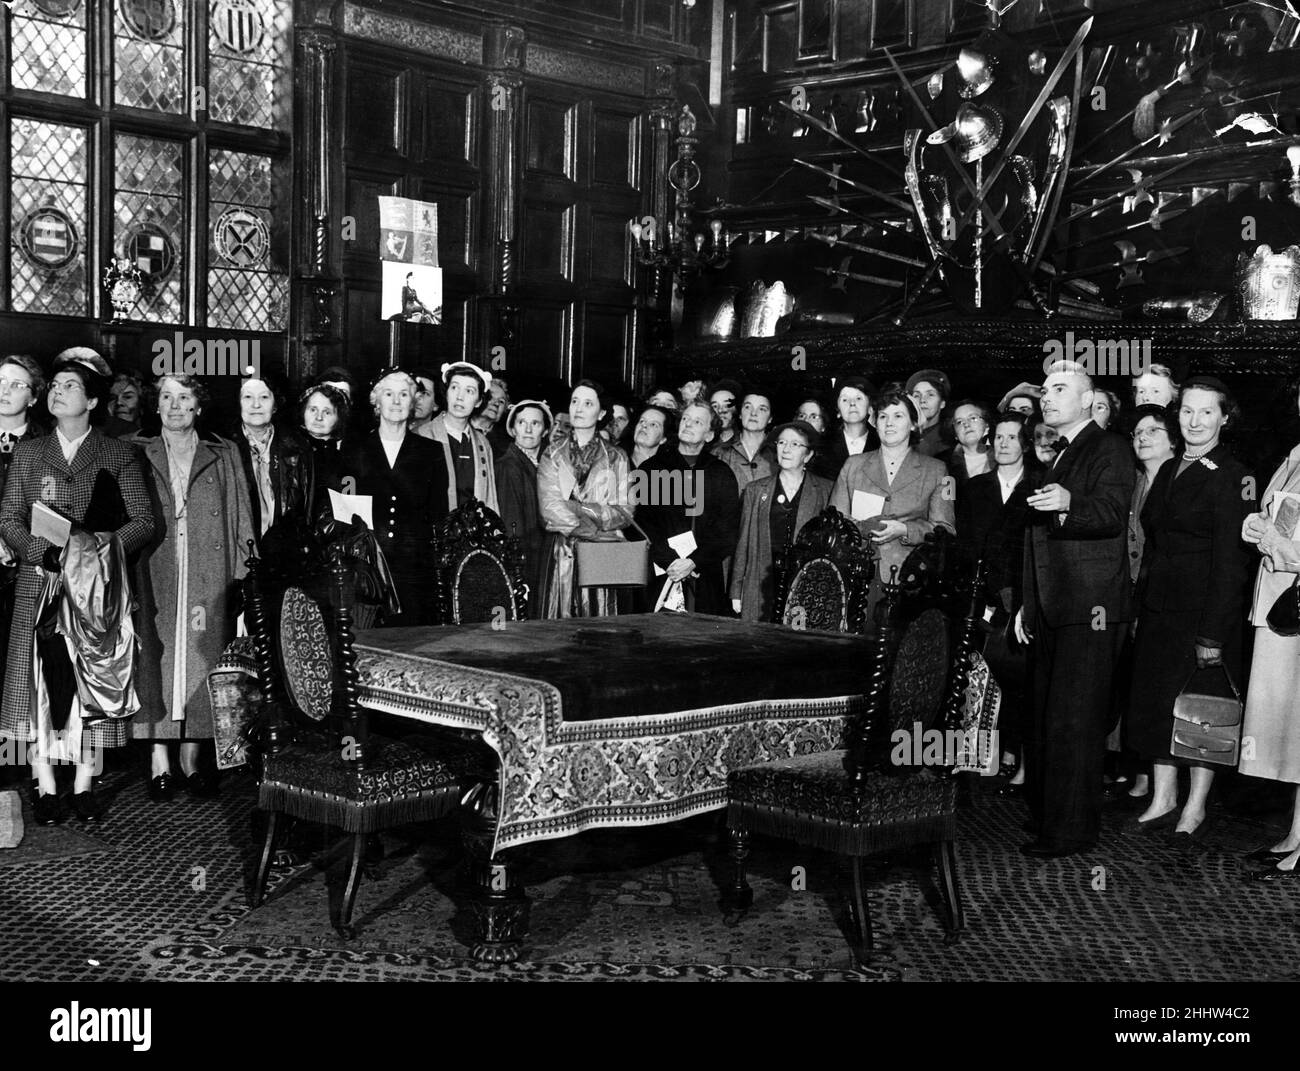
xmin=630 ymin=104 xmax=730 ymax=294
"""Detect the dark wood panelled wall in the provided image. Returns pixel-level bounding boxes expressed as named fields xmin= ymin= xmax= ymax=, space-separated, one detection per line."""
xmin=300 ymin=0 xmax=712 ymax=391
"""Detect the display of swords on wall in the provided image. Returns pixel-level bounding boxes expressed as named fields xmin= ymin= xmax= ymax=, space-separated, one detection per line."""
xmin=694 ymin=0 xmax=1300 ymax=340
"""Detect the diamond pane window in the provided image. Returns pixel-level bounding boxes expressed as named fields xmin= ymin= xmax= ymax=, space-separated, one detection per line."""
xmin=208 ymin=150 xmax=288 ymax=331
xmin=114 ymin=134 xmax=185 ymax=323
xmin=9 ymin=0 xmax=88 ymax=97
xmin=114 ymin=0 xmax=186 ymax=113
xmin=209 ymin=0 xmax=292 ymax=130
xmin=9 ymin=119 xmax=89 ymax=316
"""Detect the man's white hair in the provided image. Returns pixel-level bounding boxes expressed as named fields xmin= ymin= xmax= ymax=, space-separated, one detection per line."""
xmin=1044 ymin=359 xmax=1094 ymax=392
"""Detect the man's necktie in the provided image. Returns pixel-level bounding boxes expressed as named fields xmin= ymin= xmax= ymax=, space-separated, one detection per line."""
xmin=1051 ymin=436 xmax=1070 ymax=467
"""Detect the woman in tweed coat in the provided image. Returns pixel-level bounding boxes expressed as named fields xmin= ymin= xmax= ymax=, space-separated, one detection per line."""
xmin=0 ymin=353 xmax=155 ymax=824
xmin=131 ymin=375 xmax=254 ymax=801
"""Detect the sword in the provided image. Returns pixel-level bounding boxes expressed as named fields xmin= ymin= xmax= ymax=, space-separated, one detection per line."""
xmin=815 ymin=264 xmax=905 ymax=288
xmin=1057 ymin=208 xmax=1187 ymax=253
xmin=794 ymin=157 xmax=914 ymax=213
xmin=779 ymin=101 xmax=906 ymax=180
xmin=1057 ymin=244 xmax=1189 ymax=281
xmin=886 ymin=16 xmax=1093 ymax=247
xmin=807 ymin=195 xmax=915 ymax=235
xmin=810 ymin=230 xmax=928 ymax=268
xmin=1077 ymin=110 xmax=1204 ymax=184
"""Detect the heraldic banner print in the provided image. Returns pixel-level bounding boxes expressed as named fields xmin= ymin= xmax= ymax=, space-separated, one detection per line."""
xmin=378 ymin=195 xmax=441 ymax=325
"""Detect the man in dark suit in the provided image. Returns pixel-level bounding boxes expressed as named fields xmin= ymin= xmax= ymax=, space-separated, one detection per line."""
xmin=637 ymin=401 xmax=740 ymax=615
xmin=1014 ymin=361 xmax=1135 ymax=857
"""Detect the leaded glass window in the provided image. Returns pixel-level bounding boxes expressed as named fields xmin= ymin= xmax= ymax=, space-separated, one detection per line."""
xmin=209 ymin=0 xmax=293 ymax=130
xmin=208 ymin=150 xmax=288 ymax=332
xmin=114 ymin=0 xmax=187 ymax=113
xmin=9 ymin=119 xmax=89 ymax=317
xmin=115 ymin=134 xmax=185 ymax=323
xmin=9 ymin=0 xmax=88 ymax=98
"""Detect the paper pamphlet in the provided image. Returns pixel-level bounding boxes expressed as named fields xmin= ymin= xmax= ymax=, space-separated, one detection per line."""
xmin=328 ymin=490 xmax=374 ymax=530
xmin=33 ymin=501 xmax=72 ymax=548
xmin=851 ymin=490 xmax=886 ymax=521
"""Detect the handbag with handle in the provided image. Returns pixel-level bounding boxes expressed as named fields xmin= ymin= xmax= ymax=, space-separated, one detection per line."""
xmin=1266 ymin=575 xmax=1300 ymax=636
xmin=574 ymin=518 xmax=651 ymax=588
xmin=1169 ymin=663 xmax=1244 ymax=767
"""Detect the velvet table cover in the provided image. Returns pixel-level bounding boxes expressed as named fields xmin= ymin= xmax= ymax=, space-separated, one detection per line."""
xmin=352 ymin=615 xmax=868 ymax=852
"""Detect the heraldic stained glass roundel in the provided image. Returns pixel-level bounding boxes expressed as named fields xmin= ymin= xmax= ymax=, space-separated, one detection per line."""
xmin=123 ymin=221 xmax=176 ymax=285
xmin=213 ymin=207 xmax=270 ymax=268
xmin=211 ymin=0 xmax=266 ymax=54
xmin=120 ymin=0 xmax=176 ymax=42
xmin=33 ymin=0 xmax=84 ymax=18
xmin=18 ymin=205 xmax=80 ymax=272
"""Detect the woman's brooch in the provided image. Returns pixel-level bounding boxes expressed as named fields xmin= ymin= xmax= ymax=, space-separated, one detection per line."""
xmin=1199 ymin=457 xmax=1218 ymax=472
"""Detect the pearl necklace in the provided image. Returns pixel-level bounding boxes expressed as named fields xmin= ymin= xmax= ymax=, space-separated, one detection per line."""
xmin=1182 ymin=444 xmax=1214 ymax=461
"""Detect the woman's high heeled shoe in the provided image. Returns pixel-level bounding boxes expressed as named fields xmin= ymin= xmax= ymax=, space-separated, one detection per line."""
xmin=147 ymin=772 xmax=177 ymax=802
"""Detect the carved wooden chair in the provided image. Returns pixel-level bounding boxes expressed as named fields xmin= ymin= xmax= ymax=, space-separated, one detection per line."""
xmin=772 ymin=506 xmax=876 ymax=632
xmin=246 ymin=542 xmax=488 ymax=937
xmin=435 ymin=497 xmax=530 ymax=625
xmin=723 ymin=563 xmax=986 ymax=963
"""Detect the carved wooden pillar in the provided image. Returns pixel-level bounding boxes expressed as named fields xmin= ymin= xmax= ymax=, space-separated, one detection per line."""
xmin=482 ymin=23 xmax=525 ymax=359
xmin=293 ymin=10 xmax=343 ymax=382
xmin=645 ymin=61 xmax=677 ymax=352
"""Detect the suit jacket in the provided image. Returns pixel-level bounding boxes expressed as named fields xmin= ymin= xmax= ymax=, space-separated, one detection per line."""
xmin=636 ymin=447 xmax=741 ymax=614
xmin=730 ymin=471 xmax=833 ymax=622
xmin=812 ymin=426 xmax=878 ymax=483
xmin=495 ymin=443 xmax=545 ymax=618
xmin=416 ymin=413 xmax=498 ymax=513
xmin=831 ymin=448 xmax=955 ymax=581
xmin=233 ymin=424 xmax=316 ymax=541
xmin=1022 ymin=419 xmax=1136 ymax=629
xmin=1136 ymin=444 xmax=1252 ymax=647
xmin=0 ymin=429 xmax=155 ymax=738
xmin=956 ymin=467 xmax=1037 ymax=604
xmin=339 ymin=432 xmax=448 ymax=567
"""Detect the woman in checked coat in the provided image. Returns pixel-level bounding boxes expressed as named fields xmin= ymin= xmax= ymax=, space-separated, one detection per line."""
xmin=131 ymin=374 xmax=254 ymax=801
xmin=0 ymin=351 xmax=155 ymax=824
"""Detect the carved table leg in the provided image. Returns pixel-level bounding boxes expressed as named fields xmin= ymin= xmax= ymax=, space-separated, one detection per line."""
xmin=460 ymin=781 xmax=529 ymax=963
xmin=721 ymin=825 xmax=754 ymax=921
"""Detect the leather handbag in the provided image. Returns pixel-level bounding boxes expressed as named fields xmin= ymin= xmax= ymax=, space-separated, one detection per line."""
xmin=575 ymin=519 xmax=651 ymax=589
xmin=1266 ymin=575 xmax=1300 ymax=636
xmin=1170 ymin=663 xmax=1244 ymax=767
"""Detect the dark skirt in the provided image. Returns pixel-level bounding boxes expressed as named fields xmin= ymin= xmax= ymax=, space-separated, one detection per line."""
xmin=981 ymin=626 xmax=1028 ymax=754
xmin=1128 ymin=607 xmax=1242 ymax=762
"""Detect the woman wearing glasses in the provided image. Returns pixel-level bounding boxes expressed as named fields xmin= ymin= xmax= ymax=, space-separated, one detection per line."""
xmin=946 ymin=399 xmax=995 ymax=486
xmin=1107 ymin=404 xmax=1181 ymax=803
xmin=0 ymin=350 xmax=155 ymax=824
xmin=730 ymin=420 xmax=831 ymax=622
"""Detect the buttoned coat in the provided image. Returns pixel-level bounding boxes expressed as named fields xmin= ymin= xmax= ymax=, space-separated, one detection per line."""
xmin=338 ymin=432 xmax=447 ymax=624
xmin=830 ymin=449 xmax=955 ymax=581
xmin=415 ymin=413 xmax=498 ymax=513
xmin=1021 ymin=420 xmax=1136 ymax=630
xmin=232 ymin=424 xmax=317 ymax=541
xmin=0 ymin=429 xmax=155 ymax=740
xmin=130 ymin=433 xmax=254 ymax=740
xmin=495 ymin=443 xmax=545 ymax=618
xmin=730 ymin=471 xmax=832 ymax=622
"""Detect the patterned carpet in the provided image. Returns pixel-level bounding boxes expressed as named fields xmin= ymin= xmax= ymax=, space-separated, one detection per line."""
xmin=1 ymin=761 xmax=1298 ymax=982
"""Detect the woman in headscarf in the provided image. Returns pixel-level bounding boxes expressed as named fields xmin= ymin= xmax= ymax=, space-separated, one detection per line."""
xmin=0 ymin=350 xmax=154 ymax=824
xmin=132 ymin=374 xmax=254 ymax=801
xmin=537 ymin=379 xmax=633 ymax=618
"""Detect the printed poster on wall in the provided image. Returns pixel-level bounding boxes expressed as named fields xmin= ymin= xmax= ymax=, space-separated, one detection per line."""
xmin=378 ymin=196 xmax=442 ymax=324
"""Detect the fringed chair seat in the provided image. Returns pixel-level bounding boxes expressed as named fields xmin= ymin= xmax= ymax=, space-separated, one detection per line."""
xmin=725 ymin=563 xmax=986 ymax=963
